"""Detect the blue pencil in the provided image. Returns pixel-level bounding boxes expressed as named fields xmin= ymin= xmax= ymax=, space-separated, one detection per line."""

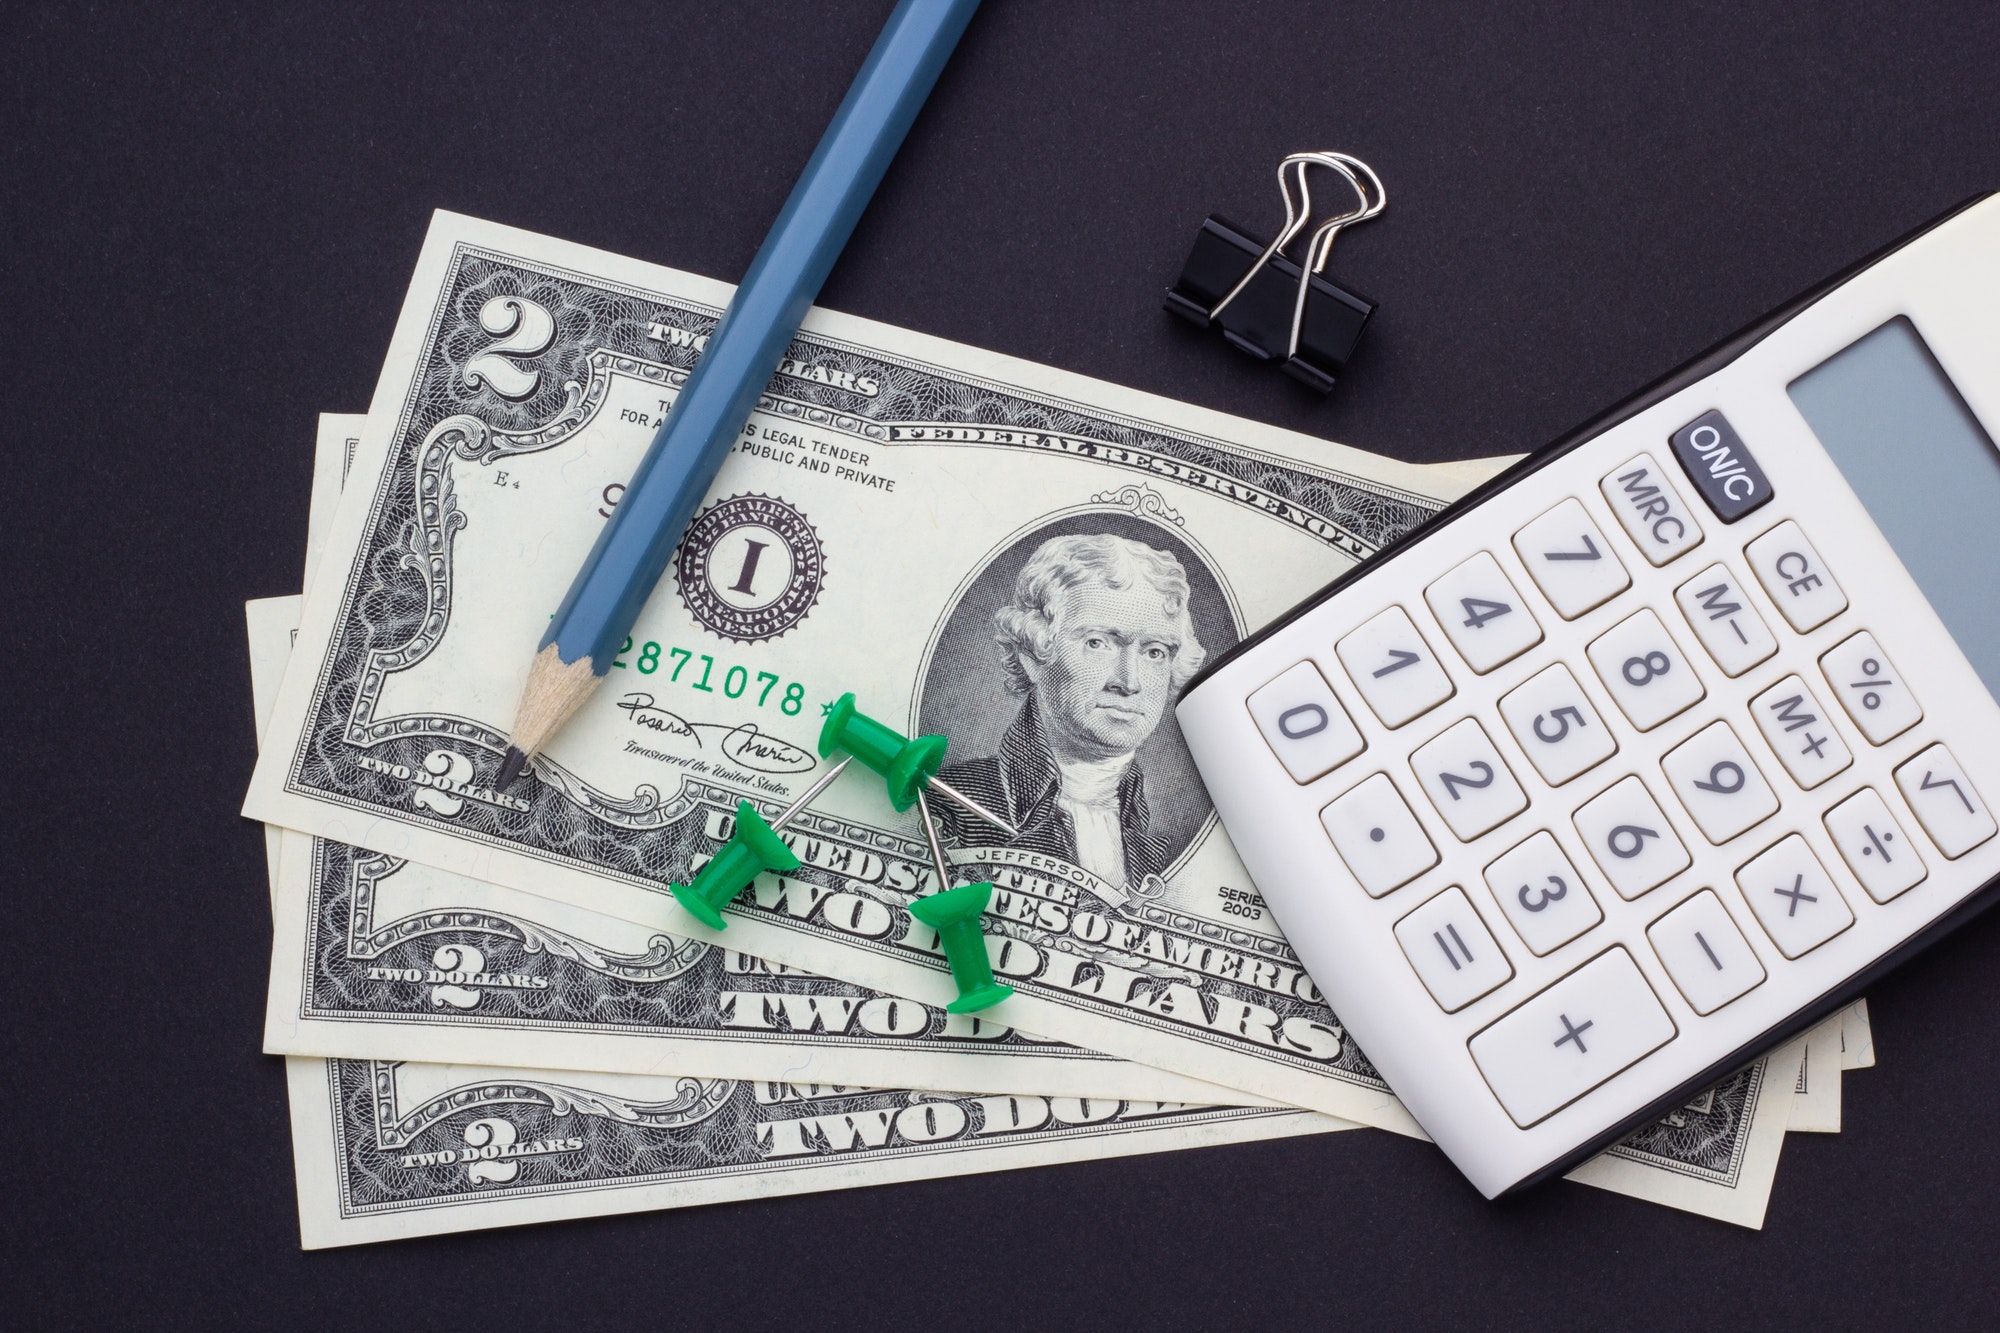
xmin=498 ymin=0 xmax=981 ymax=787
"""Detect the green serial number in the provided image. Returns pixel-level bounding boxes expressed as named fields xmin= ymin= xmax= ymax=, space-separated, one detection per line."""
xmin=611 ymin=639 xmax=806 ymax=714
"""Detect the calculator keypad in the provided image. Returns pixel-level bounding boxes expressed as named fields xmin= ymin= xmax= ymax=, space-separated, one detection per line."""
xmin=1600 ymin=452 xmax=1704 ymax=566
xmin=1497 ymin=663 xmax=1617 ymax=786
xmin=1586 ymin=608 xmax=1705 ymax=730
xmin=1820 ymin=632 xmax=1922 ymax=744
xmin=1467 ymin=948 xmax=1676 ymax=1128
xmin=1410 ymin=718 xmax=1529 ymax=840
xmin=1894 ymin=744 xmax=1997 ymax=859
xmin=1646 ymin=890 xmax=1765 ymax=1015
xmin=1513 ymin=498 xmax=1631 ymax=619
xmin=1247 ymin=661 xmax=1365 ymax=783
xmin=1572 ymin=776 xmax=1692 ymax=899
xmin=1735 ymin=835 xmax=1853 ymax=958
xmin=1673 ymin=563 xmax=1777 ymax=677
xmin=1660 ymin=720 xmax=1779 ymax=844
xmin=1823 ymin=788 xmax=1927 ymax=903
xmin=1424 ymin=552 xmax=1543 ymax=673
xmin=1484 ymin=831 xmax=1603 ymax=955
xmin=1749 ymin=676 xmax=1851 ymax=790
xmin=1335 ymin=606 xmax=1456 ymax=728
xmin=1320 ymin=773 xmax=1440 ymax=896
xmin=1395 ymin=887 xmax=1514 ymax=1012
xmin=1746 ymin=520 xmax=1847 ymax=631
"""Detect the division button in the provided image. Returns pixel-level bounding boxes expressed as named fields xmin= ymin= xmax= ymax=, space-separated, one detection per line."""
xmin=1394 ymin=886 xmax=1515 ymax=1012
xmin=1819 ymin=631 xmax=1922 ymax=745
xmin=1246 ymin=661 xmax=1366 ymax=783
xmin=1483 ymin=830 xmax=1604 ymax=955
xmin=1894 ymin=743 xmax=1997 ymax=859
xmin=1467 ymin=947 xmax=1676 ymax=1128
xmin=1745 ymin=521 xmax=1847 ymax=632
xmin=1661 ymin=720 xmax=1780 ymax=844
xmin=1335 ymin=605 xmax=1456 ymax=728
xmin=1647 ymin=890 xmax=1767 ymax=1015
xmin=1409 ymin=717 xmax=1530 ymax=841
xmin=1512 ymin=498 xmax=1632 ymax=620
xmin=1672 ymin=562 xmax=1777 ymax=677
xmin=1586 ymin=607 xmax=1706 ymax=730
xmin=1600 ymin=452 xmax=1705 ymax=565
xmin=1734 ymin=835 xmax=1855 ymax=959
xmin=1748 ymin=675 xmax=1852 ymax=790
xmin=1498 ymin=662 xmax=1618 ymax=786
xmin=1422 ymin=551 xmax=1544 ymax=673
xmin=1573 ymin=775 xmax=1692 ymax=899
xmin=1823 ymin=788 xmax=1928 ymax=903
xmin=1320 ymin=772 xmax=1441 ymax=897
xmin=1668 ymin=409 xmax=1773 ymax=522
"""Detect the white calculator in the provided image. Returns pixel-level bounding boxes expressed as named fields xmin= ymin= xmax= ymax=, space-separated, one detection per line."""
xmin=1177 ymin=192 xmax=2000 ymax=1197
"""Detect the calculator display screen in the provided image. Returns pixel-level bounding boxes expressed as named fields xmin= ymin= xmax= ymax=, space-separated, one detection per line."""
xmin=1788 ymin=316 xmax=2000 ymax=700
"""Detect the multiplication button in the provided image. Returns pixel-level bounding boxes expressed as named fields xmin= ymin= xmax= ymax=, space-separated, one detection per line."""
xmin=1894 ymin=744 xmax=1997 ymax=859
xmin=1512 ymin=498 xmax=1631 ymax=620
xmin=1573 ymin=776 xmax=1692 ymax=899
xmin=1820 ymin=632 xmax=1922 ymax=744
xmin=1423 ymin=552 xmax=1543 ymax=673
xmin=1335 ymin=606 xmax=1456 ymax=728
xmin=1467 ymin=948 xmax=1676 ymax=1128
xmin=1749 ymin=676 xmax=1852 ymax=790
xmin=1246 ymin=661 xmax=1365 ymax=783
xmin=1394 ymin=887 xmax=1513 ymax=1012
xmin=1824 ymin=788 xmax=1927 ymax=903
xmin=1745 ymin=521 xmax=1847 ymax=632
xmin=1647 ymin=890 xmax=1766 ymax=1015
xmin=1320 ymin=773 xmax=1441 ymax=896
xmin=1735 ymin=835 xmax=1853 ymax=958
xmin=1673 ymin=563 xmax=1777 ymax=677
xmin=1498 ymin=663 xmax=1617 ymax=786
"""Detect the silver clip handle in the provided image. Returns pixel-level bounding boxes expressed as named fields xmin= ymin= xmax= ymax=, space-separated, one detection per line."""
xmin=1207 ymin=152 xmax=1387 ymax=361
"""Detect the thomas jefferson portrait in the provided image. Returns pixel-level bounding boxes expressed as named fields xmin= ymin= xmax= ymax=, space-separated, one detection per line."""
xmin=930 ymin=531 xmax=1211 ymax=892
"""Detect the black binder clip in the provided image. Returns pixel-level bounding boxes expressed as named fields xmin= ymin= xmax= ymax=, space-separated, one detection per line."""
xmin=1165 ymin=151 xmax=1386 ymax=393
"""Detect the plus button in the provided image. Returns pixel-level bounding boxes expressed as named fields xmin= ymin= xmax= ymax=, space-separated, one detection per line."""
xmin=1553 ymin=1013 xmax=1594 ymax=1055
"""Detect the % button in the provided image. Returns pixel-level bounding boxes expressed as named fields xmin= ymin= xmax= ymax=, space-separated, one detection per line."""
xmin=1822 ymin=632 xmax=1921 ymax=745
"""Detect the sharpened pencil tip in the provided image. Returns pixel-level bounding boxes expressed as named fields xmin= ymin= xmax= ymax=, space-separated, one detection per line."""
xmin=496 ymin=746 xmax=527 ymax=790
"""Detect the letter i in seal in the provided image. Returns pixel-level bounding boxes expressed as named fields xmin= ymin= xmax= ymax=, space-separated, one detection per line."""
xmin=670 ymin=757 xmax=855 ymax=929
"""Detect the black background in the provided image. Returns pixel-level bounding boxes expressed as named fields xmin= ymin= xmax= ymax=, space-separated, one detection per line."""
xmin=7 ymin=1 xmax=2000 ymax=1325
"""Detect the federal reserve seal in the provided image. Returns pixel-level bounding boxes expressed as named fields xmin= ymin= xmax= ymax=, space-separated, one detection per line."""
xmin=673 ymin=493 xmax=827 ymax=643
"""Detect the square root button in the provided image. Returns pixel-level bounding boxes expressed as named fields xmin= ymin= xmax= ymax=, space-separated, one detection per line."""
xmin=1468 ymin=948 xmax=1677 ymax=1128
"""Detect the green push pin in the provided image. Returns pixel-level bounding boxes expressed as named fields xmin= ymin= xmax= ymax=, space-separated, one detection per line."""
xmin=908 ymin=788 xmax=1013 ymax=1014
xmin=819 ymin=692 xmax=1019 ymax=836
xmin=669 ymin=756 xmax=852 ymax=930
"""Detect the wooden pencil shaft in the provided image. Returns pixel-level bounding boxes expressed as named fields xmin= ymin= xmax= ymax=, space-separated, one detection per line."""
xmin=508 ymin=643 xmax=603 ymax=763
xmin=534 ymin=0 xmax=981 ymax=678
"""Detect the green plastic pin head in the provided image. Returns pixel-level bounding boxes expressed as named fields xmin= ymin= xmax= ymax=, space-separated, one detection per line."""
xmin=669 ymin=800 xmax=803 ymax=931
xmin=818 ymin=692 xmax=947 ymax=811
xmin=908 ymin=880 xmax=1014 ymax=1014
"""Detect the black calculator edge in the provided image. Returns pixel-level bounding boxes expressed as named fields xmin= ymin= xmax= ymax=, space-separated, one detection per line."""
xmin=1504 ymin=869 xmax=2000 ymax=1196
xmin=1182 ymin=189 xmax=1994 ymax=699
xmin=1174 ymin=189 xmax=1999 ymax=1199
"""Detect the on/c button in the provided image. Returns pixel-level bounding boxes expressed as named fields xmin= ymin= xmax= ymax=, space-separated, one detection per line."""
xmin=1467 ymin=948 xmax=1676 ymax=1128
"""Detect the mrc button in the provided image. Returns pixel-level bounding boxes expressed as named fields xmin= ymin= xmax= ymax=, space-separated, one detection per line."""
xmin=1669 ymin=409 xmax=1773 ymax=522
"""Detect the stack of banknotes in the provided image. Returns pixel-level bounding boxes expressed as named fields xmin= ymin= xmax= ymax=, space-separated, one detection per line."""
xmin=244 ymin=212 xmax=1873 ymax=1247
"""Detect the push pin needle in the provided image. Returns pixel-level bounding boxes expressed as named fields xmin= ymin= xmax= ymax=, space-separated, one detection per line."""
xmin=819 ymin=692 xmax=1019 ymax=839
xmin=669 ymin=757 xmax=853 ymax=930
xmin=910 ymin=789 xmax=1013 ymax=1014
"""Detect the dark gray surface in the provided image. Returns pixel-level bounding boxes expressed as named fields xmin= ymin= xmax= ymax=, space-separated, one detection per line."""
xmin=6 ymin=0 xmax=2000 ymax=1323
